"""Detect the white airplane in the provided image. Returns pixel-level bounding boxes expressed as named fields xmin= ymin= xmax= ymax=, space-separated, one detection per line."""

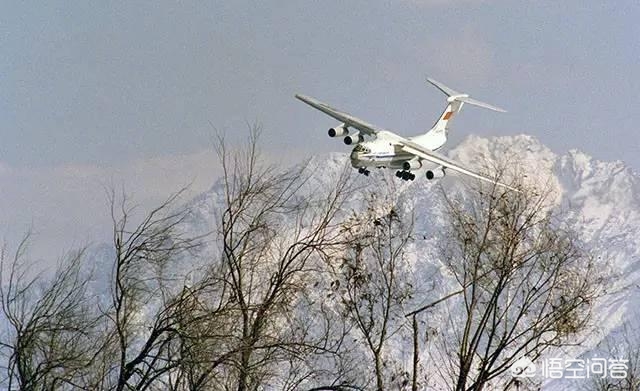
xmin=296 ymin=78 xmax=519 ymax=192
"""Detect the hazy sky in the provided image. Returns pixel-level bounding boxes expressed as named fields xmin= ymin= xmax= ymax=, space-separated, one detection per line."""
xmin=2 ymin=1 xmax=640 ymax=258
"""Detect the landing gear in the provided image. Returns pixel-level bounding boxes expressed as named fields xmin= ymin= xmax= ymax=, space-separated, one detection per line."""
xmin=395 ymin=170 xmax=415 ymax=181
xmin=358 ymin=167 xmax=370 ymax=176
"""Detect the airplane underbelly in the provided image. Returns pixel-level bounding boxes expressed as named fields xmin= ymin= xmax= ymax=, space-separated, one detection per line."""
xmin=351 ymin=153 xmax=413 ymax=169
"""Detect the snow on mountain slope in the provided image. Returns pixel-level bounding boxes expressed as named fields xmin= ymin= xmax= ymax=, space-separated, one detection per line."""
xmin=557 ymin=146 xmax=640 ymax=331
xmin=178 ymin=134 xmax=640 ymax=389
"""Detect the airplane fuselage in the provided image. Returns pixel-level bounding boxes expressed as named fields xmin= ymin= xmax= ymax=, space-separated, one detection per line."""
xmin=350 ymin=132 xmax=446 ymax=170
xmin=350 ymin=145 xmax=414 ymax=169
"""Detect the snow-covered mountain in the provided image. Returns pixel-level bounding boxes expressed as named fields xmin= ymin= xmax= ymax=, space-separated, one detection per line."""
xmin=176 ymin=134 xmax=640 ymax=390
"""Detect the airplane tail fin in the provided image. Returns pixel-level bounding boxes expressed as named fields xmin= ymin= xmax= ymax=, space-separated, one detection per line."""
xmin=426 ymin=78 xmax=506 ymax=134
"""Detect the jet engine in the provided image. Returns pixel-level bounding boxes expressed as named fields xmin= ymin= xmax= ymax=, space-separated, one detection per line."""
xmin=328 ymin=124 xmax=349 ymax=137
xmin=344 ymin=132 xmax=364 ymax=145
xmin=426 ymin=166 xmax=446 ymax=180
xmin=402 ymin=159 xmax=423 ymax=170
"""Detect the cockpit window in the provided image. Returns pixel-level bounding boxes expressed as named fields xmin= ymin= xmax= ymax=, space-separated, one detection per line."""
xmin=353 ymin=144 xmax=370 ymax=153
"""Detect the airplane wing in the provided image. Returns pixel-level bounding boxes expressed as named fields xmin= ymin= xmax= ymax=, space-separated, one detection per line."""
xmin=295 ymin=94 xmax=382 ymax=136
xmin=398 ymin=139 xmax=521 ymax=192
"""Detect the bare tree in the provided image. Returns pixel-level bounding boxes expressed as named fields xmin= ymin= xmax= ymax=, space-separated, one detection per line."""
xmin=332 ymin=186 xmax=415 ymax=391
xmin=0 ymin=234 xmax=101 ymax=390
xmin=0 ymin=128 xmax=364 ymax=390
xmin=208 ymin=128 xmax=357 ymax=390
xmin=586 ymin=319 xmax=640 ymax=391
xmin=102 ymin=189 xmax=206 ymax=391
xmin=430 ymin=172 xmax=602 ymax=391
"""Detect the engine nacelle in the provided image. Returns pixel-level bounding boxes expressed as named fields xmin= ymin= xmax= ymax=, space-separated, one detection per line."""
xmin=344 ymin=132 xmax=364 ymax=145
xmin=402 ymin=159 xmax=423 ymax=171
xmin=328 ymin=124 xmax=349 ymax=137
xmin=426 ymin=166 xmax=446 ymax=180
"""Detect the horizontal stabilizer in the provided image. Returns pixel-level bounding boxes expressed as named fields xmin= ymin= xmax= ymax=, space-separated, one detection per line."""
xmin=455 ymin=96 xmax=506 ymax=113
xmin=427 ymin=77 xmax=507 ymax=113
xmin=426 ymin=78 xmax=461 ymax=97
